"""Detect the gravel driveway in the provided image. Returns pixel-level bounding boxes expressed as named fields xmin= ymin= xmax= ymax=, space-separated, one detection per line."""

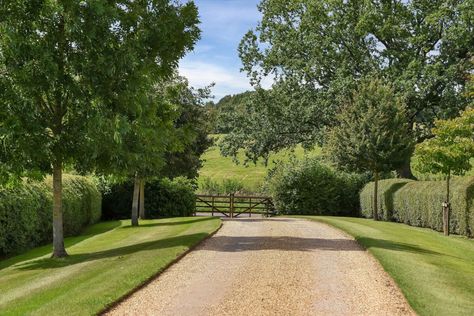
xmin=107 ymin=217 xmax=414 ymax=316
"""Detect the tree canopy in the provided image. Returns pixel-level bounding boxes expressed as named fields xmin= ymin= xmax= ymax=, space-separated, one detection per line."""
xmin=222 ymin=0 xmax=473 ymax=174
xmin=413 ymin=107 xmax=474 ymax=177
xmin=161 ymin=78 xmax=214 ymax=180
xmin=326 ymin=78 xmax=413 ymax=219
xmin=0 ymin=0 xmax=200 ymax=256
xmin=413 ymin=107 xmax=474 ymax=235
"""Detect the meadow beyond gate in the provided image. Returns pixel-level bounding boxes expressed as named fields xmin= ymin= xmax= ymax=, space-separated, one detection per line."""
xmin=195 ymin=194 xmax=275 ymax=218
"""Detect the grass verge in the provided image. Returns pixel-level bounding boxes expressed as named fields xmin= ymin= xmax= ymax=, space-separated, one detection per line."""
xmin=302 ymin=216 xmax=474 ymax=316
xmin=0 ymin=217 xmax=221 ymax=316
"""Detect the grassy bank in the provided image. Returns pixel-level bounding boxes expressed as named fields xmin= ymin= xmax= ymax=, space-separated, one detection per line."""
xmin=0 ymin=217 xmax=221 ymax=316
xmin=199 ymin=136 xmax=320 ymax=192
xmin=303 ymin=216 xmax=474 ymax=316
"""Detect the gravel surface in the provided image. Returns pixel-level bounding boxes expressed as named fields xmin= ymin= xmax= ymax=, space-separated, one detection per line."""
xmin=107 ymin=217 xmax=414 ymax=316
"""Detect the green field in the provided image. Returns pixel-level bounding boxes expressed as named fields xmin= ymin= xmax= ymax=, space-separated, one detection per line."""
xmin=303 ymin=216 xmax=474 ymax=316
xmin=198 ymin=137 xmax=320 ymax=192
xmin=0 ymin=217 xmax=221 ymax=316
xmin=199 ymin=137 xmax=474 ymax=191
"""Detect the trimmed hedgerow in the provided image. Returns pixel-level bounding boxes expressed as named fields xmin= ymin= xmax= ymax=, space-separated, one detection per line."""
xmin=393 ymin=177 xmax=474 ymax=236
xmin=360 ymin=177 xmax=474 ymax=236
xmin=0 ymin=175 xmax=101 ymax=256
xmin=360 ymin=179 xmax=413 ymax=220
xmin=146 ymin=177 xmax=196 ymax=218
xmin=267 ymin=158 xmax=368 ymax=216
xmin=102 ymin=177 xmax=196 ymax=220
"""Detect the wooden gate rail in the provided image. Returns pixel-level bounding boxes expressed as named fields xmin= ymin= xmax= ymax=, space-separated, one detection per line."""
xmin=195 ymin=194 xmax=275 ymax=218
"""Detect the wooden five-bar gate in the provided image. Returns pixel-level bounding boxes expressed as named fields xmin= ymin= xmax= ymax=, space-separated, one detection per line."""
xmin=195 ymin=194 xmax=275 ymax=218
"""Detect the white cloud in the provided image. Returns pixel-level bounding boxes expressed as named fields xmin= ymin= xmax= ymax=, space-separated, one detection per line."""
xmin=179 ymin=60 xmax=250 ymax=100
xmin=179 ymin=59 xmax=273 ymax=101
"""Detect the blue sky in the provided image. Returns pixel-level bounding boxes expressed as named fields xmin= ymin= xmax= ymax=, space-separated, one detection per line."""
xmin=179 ymin=0 xmax=263 ymax=102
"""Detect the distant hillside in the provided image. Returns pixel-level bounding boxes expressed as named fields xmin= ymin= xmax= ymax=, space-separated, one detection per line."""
xmin=198 ymin=135 xmax=321 ymax=193
xmin=215 ymin=91 xmax=255 ymax=108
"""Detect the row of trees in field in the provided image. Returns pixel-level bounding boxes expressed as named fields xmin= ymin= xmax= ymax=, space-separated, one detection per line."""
xmin=0 ymin=1 xmax=207 ymax=257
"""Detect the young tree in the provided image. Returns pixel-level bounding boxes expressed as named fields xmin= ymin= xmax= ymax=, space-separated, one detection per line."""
xmin=326 ymin=79 xmax=413 ymax=220
xmin=0 ymin=1 xmax=199 ymax=256
xmin=97 ymin=76 xmax=212 ymax=226
xmin=413 ymin=108 xmax=474 ymax=235
xmin=224 ymin=0 xmax=473 ymax=176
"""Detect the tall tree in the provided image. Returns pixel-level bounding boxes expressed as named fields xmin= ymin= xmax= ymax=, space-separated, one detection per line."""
xmin=326 ymin=79 xmax=413 ymax=220
xmin=97 ymin=76 xmax=212 ymax=226
xmin=413 ymin=107 xmax=474 ymax=235
xmin=161 ymin=77 xmax=213 ymax=180
xmin=224 ymin=0 xmax=473 ymax=176
xmin=0 ymin=1 xmax=199 ymax=256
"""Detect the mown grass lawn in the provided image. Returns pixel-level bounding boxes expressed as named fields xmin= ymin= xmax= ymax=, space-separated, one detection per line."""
xmin=302 ymin=216 xmax=474 ymax=316
xmin=0 ymin=217 xmax=221 ymax=316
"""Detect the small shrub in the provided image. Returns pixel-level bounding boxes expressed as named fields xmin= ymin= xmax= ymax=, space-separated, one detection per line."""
xmin=199 ymin=177 xmax=222 ymax=195
xmin=267 ymin=158 xmax=368 ymax=216
xmin=221 ymin=178 xmax=244 ymax=194
xmin=102 ymin=177 xmax=196 ymax=219
xmin=0 ymin=175 xmax=101 ymax=256
xmin=199 ymin=177 xmax=245 ymax=195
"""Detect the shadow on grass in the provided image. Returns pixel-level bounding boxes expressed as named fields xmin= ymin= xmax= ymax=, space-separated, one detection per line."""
xmin=15 ymin=232 xmax=209 ymax=271
xmin=122 ymin=216 xmax=215 ymax=228
xmin=357 ymin=237 xmax=447 ymax=256
xmin=0 ymin=221 xmax=122 ymax=271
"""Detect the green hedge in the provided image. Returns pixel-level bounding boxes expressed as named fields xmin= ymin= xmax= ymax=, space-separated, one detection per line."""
xmin=0 ymin=175 xmax=101 ymax=256
xmin=360 ymin=177 xmax=474 ymax=236
xmin=360 ymin=179 xmax=414 ymax=220
xmin=267 ymin=158 xmax=369 ymax=216
xmin=102 ymin=177 xmax=196 ymax=219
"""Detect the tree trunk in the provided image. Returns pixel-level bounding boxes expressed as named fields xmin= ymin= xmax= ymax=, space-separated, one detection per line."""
xmin=396 ymin=157 xmax=416 ymax=179
xmin=139 ymin=179 xmax=146 ymax=219
xmin=52 ymin=161 xmax=68 ymax=258
xmin=443 ymin=172 xmax=451 ymax=236
xmin=131 ymin=175 xmax=140 ymax=226
xmin=373 ymin=171 xmax=379 ymax=221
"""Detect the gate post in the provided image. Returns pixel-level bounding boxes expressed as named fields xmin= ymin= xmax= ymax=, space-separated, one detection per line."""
xmin=249 ymin=197 xmax=252 ymax=217
xmin=211 ymin=196 xmax=214 ymax=217
xmin=230 ymin=193 xmax=234 ymax=218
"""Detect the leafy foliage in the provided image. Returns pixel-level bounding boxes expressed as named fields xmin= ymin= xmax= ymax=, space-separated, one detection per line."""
xmin=267 ymin=158 xmax=368 ymax=216
xmin=161 ymin=78 xmax=214 ymax=179
xmin=102 ymin=177 xmax=196 ymax=220
xmin=0 ymin=175 xmax=101 ymax=256
xmin=413 ymin=107 xmax=474 ymax=177
xmin=214 ymin=91 xmax=256 ymax=134
xmin=199 ymin=177 xmax=245 ymax=195
xmin=0 ymin=0 xmax=200 ymax=255
xmin=223 ymin=0 xmax=473 ymax=166
xmin=0 ymin=0 xmax=200 ymax=178
xmin=326 ymin=79 xmax=413 ymax=220
xmin=146 ymin=177 xmax=196 ymax=218
xmin=326 ymin=79 xmax=413 ymax=174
